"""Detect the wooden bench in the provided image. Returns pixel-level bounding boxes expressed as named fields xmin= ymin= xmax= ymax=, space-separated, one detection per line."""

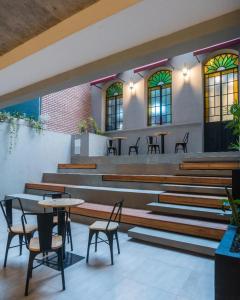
xmin=102 ymin=174 xmax=231 ymax=186
xmin=180 ymin=161 xmax=240 ymax=170
xmin=58 ymin=163 xmax=97 ymax=169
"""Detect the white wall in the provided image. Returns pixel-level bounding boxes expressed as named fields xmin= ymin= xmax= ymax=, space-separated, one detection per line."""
xmin=91 ymin=52 xmax=204 ymax=154
xmin=0 ymin=122 xmax=71 ymax=199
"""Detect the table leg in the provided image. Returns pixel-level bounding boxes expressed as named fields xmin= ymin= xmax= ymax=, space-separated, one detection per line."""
xmin=118 ymin=139 xmax=122 ymax=156
xmin=57 ymin=208 xmax=66 ymax=259
xmin=161 ymin=135 xmax=165 ymax=154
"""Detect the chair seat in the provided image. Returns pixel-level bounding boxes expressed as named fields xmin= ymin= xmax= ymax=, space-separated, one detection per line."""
xmin=89 ymin=221 xmax=118 ymax=231
xmin=53 ymin=216 xmax=71 ymax=224
xmin=29 ymin=235 xmax=63 ymax=252
xmin=10 ymin=224 xmax=37 ymax=234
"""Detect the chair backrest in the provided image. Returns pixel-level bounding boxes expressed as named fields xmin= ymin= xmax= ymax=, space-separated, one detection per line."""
xmin=146 ymin=136 xmax=157 ymax=145
xmin=107 ymin=139 xmax=115 ymax=148
xmin=183 ymin=132 xmax=189 ymax=144
xmin=107 ymin=200 xmax=124 ymax=229
xmin=43 ymin=192 xmax=71 ymax=200
xmin=0 ymin=197 xmax=26 ymax=231
xmin=22 ymin=211 xmax=67 ymax=252
xmin=135 ymin=137 xmax=141 ymax=147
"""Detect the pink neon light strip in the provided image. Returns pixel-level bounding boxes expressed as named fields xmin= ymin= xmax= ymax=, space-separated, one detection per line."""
xmin=133 ymin=58 xmax=169 ymax=73
xmin=193 ymin=37 xmax=240 ymax=56
xmin=90 ymin=74 xmax=118 ymax=86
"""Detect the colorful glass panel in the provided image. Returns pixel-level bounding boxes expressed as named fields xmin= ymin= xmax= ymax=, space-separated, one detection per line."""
xmin=148 ymin=70 xmax=172 ymax=88
xmin=106 ymin=82 xmax=123 ymax=98
xmin=204 ymin=53 xmax=238 ymax=74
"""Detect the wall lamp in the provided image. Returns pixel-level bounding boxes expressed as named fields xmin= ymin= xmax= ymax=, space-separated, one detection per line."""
xmin=182 ymin=64 xmax=189 ymax=77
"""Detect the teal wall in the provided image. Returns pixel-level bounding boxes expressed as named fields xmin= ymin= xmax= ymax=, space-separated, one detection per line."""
xmin=1 ymin=98 xmax=41 ymax=120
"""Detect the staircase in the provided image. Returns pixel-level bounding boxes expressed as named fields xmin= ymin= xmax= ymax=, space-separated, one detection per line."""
xmin=10 ymin=153 xmax=237 ymax=257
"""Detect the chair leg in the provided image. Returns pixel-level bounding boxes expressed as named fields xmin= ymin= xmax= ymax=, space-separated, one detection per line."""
xmin=175 ymin=145 xmax=178 ymax=153
xmin=86 ymin=230 xmax=95 ymax=263
xmin=95 ymin=232 xmax=99 ymax=252
xmin=115 ymin=231 xmax=120 ymax=254
xmin=136 ymin=148 xmax=138 ymax=155
xmin=25 ymin=252 xmax=36 ymax=296
xmin=107 ymin=232 xmax=114 ymax=265
xmin=19 ymin=234 xmax=23 ymax=256
xmin=67 ymin=222 xmax=73 ymax=252
xmin=58 ymin=249 xmax=65 ymax=291
xmin=4 ymin=233 xmax=13 ymax=268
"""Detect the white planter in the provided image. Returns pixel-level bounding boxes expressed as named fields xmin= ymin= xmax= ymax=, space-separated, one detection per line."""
xmin=73 ymin=133 xmax=108 ymax=156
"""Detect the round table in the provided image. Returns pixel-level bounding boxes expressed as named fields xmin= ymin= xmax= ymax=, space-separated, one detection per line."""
xmin=154 ymin=132 xmax=169 ymax=154
xmin=112 ymin=136 xmax=127 ymax=155
xmin=38 ymin=198 xmax=84 ymax=267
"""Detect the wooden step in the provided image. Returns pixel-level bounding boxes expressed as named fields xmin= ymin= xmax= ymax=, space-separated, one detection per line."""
xmin=25 ymin=182 xmax=66 ymax=193
xmin=159 ymin=192 xmax=224 ymax=208
xmin=147 ymin=202 xmax=230 ymax=221
xmin=128 ymin=227 xmax=219 ymax=257
xmin=71 ymin=202 xmax=227 ymax=240
xmin=58 ymin=163 xmax=97 ymax=169
xmin=180 ymin=161 xmax=240 ymax=170
xmin=102 ymin=174 xmax=231 ymax=186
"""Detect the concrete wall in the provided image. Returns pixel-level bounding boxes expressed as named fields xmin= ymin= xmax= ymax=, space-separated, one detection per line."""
xmin=0 ymin=122 xmax=71 ymax=199
xmin=91 ymin=52 xmax=204 ymax=154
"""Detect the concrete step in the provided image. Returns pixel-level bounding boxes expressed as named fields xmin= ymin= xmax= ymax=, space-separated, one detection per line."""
xmin=128 ymin=227 xmax=219 ymax=256
xmin=25 ymin=182 xmax=163 ymax=209
xmin=147 ymin=202 xmax=230 ymax=221
xmin=161 ymin=184 xmax=226 ymax=196
xmin=15 ymin=193 xmax=227 ymax=240
xmin=159 ymin=192 xmax=224 ymax=208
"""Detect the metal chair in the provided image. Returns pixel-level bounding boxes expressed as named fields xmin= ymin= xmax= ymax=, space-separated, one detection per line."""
xmin=175 ymin=132 xmax=189 ymax=153
xmin=43 ymin=192 xmax=73 ymax=251
xmin=0 ymin=197 xmax=37 ymax=268
xmin=128 ymin=137 xmax=140 ymax=155
xmin=22 ymin=211 xmax=67 ymax=296
xmin=107 ymin=139 xmax=117 ymax=155
xmin=86 ymin=200 xmax=124 ymax=265
xmin=146 ymin=136 xmax=160 ymax=154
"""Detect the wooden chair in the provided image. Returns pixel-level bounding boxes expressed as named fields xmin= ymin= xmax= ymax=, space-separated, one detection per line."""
xmin=22 ymin=211 xmax=67 ymax=296
xmin=107 ymin=139 xmax=117 ymax=155
xmin=128 ymin=137 xmax=140 ymax=155
xmin=175 ymin=132 xmax=189 ymax=153
xmin=86 ymin=200 xmax=124 ymax=265
xmin=43 ymin=192 xmax=73 ymax=251
xmin=0 ymin=197 xmax=37 ymax=268
xmin=146 ymin=136 xmax=160 ymax=154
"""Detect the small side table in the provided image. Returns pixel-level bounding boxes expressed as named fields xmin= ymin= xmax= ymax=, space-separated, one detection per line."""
xmin=112 ymin=136 xmax=127 ymax=155
xmin=154 ymin=132 xmax=169 ymax=154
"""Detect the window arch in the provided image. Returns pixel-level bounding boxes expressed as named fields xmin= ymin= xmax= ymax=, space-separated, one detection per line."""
xmin=204 ymin=53 xmax=239 ymax=123
xmin=105 ymin=82 xmax=123 ymax=131
xmin=147 ymin=70 xmax=172 ymax=126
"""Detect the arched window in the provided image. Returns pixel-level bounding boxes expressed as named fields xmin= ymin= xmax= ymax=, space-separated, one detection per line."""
xmin=204 ymin=53 xmax=239 ymax=123
xmin=147 ymin=70 xmax=172 ymax=126
xmin=105 ymin=82 xmax=123 ymax=131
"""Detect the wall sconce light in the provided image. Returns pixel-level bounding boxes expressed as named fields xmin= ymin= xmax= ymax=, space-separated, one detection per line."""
xmin=129 ymin=79 xmax=134 ymax=91
xmin=182 ymin=64 xmax=189 ymax=77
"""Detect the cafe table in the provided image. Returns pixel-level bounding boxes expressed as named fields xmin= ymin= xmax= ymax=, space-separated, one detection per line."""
xmin=38 ymin=197 xmax=84 ymax=269
xmin=154 ymin=131 xmax=169 ymax=154
xmin=112 ymin=136 xmax=127 ymax=156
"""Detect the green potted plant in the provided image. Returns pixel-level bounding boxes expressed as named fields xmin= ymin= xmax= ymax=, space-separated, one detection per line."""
xmin=215 ymin=183 xmax=240 ymax=300
xmin=78 ymin=117 xmax=103 ymax=135
xmin=226 ymin=103 xmax=240 ymax=151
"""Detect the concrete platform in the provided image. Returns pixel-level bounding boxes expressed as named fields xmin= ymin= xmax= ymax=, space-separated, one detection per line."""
xmin=128 ymin=226 xmax=219 ymax=257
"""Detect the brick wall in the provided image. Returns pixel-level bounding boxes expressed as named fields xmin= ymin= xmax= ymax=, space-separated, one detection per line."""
xmin=41 ymin=83 xmax=91 ymax=134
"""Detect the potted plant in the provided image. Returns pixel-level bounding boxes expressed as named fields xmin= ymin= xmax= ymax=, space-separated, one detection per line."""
xmin=215 ymin=181 xmax=240 ymax=300
xmin=78 ymin=117 xmax=103 ymax=135
xmin=226 ymin=103 xmax=240 ymax=151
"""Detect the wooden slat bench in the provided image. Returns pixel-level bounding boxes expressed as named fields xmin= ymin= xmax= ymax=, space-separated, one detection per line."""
xmin=58 ymin=163 xmax=97 ymax=169
xmin=180 ymin=161 xmax=240 ymax=170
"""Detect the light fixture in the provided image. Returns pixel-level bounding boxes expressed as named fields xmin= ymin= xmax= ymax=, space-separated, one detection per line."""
xmin=182 ymin=64 xmax=189 ymax=77
xmin=129 ymin=79 xmax=134 ymax=90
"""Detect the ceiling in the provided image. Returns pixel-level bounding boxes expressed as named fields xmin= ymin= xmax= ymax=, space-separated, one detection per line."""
xmin=0 ymin=0 xmax=239 ymax=106
xmin=0 ymin=0 xmax=99 ymax=55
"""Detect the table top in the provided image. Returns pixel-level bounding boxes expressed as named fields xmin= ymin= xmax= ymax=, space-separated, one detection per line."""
xmin=154 ymin=131 xmax=169 ymax=136
xmin=38 ymin=198 xmax=84 ymax=208
xmin=112 ymin=136 xmax=127 ymax=140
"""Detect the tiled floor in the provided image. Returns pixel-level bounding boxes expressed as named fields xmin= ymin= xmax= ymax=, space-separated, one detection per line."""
xmin=0 ymin=211 xmax=214 ymax=300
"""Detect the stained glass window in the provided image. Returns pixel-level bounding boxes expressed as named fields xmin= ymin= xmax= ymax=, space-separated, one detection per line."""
xmin=147 ymin=70 xmax=172 ymax=126
xmin=204 ymin=53 xmax=239 ymax=123
xmin=106 ymin=82 xmax=123 ymax=131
